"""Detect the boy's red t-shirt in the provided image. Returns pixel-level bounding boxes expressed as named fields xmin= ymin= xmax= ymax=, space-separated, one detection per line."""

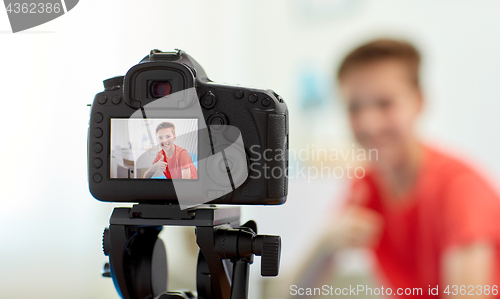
xmin=152 ymin=145 xmax=197 ymax=179
xmin=349 ymin=146 xmax=500 ymax=297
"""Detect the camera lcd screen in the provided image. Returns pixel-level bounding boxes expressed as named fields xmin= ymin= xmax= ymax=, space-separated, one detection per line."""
xmin=110 ymin=118 xmax=198 ymax=180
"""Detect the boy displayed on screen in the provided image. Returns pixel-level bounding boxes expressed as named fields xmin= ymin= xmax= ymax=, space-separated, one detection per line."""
xmin=109 ymin=118 xmax=198 ymax=180
xmin=143 ymin=122 xmax=198 ymax=179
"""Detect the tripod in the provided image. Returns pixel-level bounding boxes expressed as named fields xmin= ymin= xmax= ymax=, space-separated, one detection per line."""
xmin=101 ymin=204 xmax=281 ymax=299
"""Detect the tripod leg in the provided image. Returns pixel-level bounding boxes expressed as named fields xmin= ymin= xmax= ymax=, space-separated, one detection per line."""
xmin=196 ymin=226 xmax=232 ymax=299
xmin=230 ymin=260 xmax=251 ymax=299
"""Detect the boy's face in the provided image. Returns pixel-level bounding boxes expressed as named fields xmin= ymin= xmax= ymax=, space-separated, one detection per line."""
xmin=156 ymin=128 xmax=176 ymax=151
xmin=339 ymin=59 xmax=422 ymax=165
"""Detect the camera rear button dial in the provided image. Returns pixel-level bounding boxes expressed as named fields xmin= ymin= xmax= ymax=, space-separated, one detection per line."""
xmin=94 ymin=128 xmax=103 ymax=138
xmin=97 ymin=95 xmax=107 ymax=105
xmin=207 ymin=113 xmax=228 ymax=131
xmin=206 ymin=144 xmax=247 ymax=188
xmin=112 ymin=95 xmax=122 ymax=105
xmin=201 ymin=92 xmax=217 ymax=109
xmin=261 ymin=98 xmax=271 ymax=107
xmin=210 ymin=116 xmax=225 ymax=126
xmin=234 ymin=90 xmax=244 ymax=99
xmin=94 ymin=158 xmax=103 ymax=169
xmin=248 ymin=93 xmax=258 ymax=103
xmin=93 ymin=173 xmax=102 ymax=183
xmin=94 ymin=113 xmax=103 ymax=123
xmin=93 ymin=143 xmax=103 ymax=153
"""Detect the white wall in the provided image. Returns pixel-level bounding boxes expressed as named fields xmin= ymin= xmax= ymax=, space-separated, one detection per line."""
xmin=110 ymin=119 xmax=198 ymax=154
xmin=1 ymin=1 xmax=500 ymax=298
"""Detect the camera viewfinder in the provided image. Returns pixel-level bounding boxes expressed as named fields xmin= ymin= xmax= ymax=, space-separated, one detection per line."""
xmin=150 ymin=81 xmax=172 ymax=98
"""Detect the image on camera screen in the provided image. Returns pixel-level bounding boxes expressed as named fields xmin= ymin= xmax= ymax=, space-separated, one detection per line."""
xmin=110 ymin=118 xmax=198 ymax=180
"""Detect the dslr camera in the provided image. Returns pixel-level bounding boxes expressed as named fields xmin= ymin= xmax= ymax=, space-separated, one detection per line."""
xmin=88 ymin=49 xmax=288 ymax=208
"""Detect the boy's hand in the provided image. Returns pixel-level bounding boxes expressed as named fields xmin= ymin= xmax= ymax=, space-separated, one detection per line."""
xmin=331 ymin=183 xmax=384 ymax=248
xmin=334 ymin=205 xmax=384 ymax=248
xmin=153 ymin=153 xmax=167 ymax=172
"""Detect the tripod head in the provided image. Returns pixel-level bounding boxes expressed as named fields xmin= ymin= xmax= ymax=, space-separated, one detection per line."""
xmin=101 ymin=204 xmax=281 ymax=299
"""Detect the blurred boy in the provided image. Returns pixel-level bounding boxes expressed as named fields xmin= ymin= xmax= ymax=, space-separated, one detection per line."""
xmin=295 ymin=39 xmax=500 ymax=298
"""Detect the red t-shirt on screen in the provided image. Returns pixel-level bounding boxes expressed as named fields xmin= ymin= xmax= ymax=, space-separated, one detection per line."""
xmin=347 ymin=146 xmax=500 ymax=297
xmin=152 ymin=145 xmax=197 ymax=179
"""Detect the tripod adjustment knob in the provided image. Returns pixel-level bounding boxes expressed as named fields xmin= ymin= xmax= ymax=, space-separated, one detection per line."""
xmin=254 ymin=235 xmax=281 ymax=277
xmin=102 ymin=228 xmax=111 ymax=256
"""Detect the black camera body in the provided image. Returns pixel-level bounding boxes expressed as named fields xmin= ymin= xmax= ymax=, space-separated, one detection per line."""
xmin=88 ymin=49 xmax=288 ymax=206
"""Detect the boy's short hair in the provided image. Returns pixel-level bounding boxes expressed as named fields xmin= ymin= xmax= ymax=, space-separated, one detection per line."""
xmin=156 ymin=122 xmax=176 ymax=135
xmin=337 ymin=39 xmax=421 ymax=88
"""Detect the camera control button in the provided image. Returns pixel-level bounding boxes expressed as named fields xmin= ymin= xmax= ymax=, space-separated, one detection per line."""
xmin=94 ymin=128 xmax=103 ymax=138
xmin=93 ymin=143 xmax=103 ymax=153
xmin=94 ymin=113 xmax=103 ymax=123
xmin=93 ymin=173 xmax=103 ymax=183
xmin=210 ymin=116 xmax=224 ymax=126
xmin=248 ymin=93 xmax=258 ymax=103
xmin=93 ymin=158 xmax=103 ymax=169
xmin=207 ymin=114 xmax=228 ymax=131
xmin=201 ymin=92 xmax=217 ymax=109
xmin=112 ymin=95 xmax=122 ymax=105
xmin=235 ymin=90 xmax=244 ymax=99
xmin=93 ymin=143 xmax=102 ymax=153
xmin=98 ymin=95 xmax=107 ymax=105
xmin=261 ymin=97 xmax=271 ymax=107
